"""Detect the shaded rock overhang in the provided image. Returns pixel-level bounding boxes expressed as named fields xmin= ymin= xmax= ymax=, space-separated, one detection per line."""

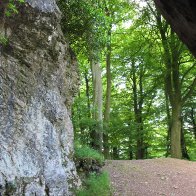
xmin=154 ymin=0 xmax=196 ymax=57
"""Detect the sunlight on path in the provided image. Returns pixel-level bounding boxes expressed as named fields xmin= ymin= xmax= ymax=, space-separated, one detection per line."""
xmin=104 ymin=158 xmax=196 ymax=196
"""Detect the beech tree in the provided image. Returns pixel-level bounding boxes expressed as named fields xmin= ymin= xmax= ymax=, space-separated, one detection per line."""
xmin=59 ymin=0 xmax=108 ymax=152
xmin=154 ymin=10 xmax=196 ymax=159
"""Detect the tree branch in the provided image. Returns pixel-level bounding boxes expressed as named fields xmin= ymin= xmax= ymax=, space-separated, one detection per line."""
xmin=182 ymin=77 xmax=196 ymax=104
xmin=181 ymin=62 xmax=196 ymax=85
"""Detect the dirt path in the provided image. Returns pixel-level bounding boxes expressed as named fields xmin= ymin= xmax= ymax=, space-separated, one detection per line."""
xmin=103 ymin=158 xmax=196 ymax=196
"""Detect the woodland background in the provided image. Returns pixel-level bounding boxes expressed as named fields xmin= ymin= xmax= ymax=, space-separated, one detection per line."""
xmin=58 ymin=0 xmax=196 ymax=161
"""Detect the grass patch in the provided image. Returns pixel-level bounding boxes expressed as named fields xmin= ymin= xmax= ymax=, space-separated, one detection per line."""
xmin=76 ymin=172 xmax=111 ymax=196
xmin=75 ymin=143 xmax=104 ymax=164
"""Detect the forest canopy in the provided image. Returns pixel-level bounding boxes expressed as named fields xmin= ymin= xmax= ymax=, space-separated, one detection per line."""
xmin=58 ymin=0 xmax=196 ymax=160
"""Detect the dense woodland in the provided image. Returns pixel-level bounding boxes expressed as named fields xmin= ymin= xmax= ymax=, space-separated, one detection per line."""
xmin=58 ymin=0 xmax=196 ymax=160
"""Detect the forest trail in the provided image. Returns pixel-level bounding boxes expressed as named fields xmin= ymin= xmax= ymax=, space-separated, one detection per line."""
xmin=103 ymin=158 xmax=196 ymax=196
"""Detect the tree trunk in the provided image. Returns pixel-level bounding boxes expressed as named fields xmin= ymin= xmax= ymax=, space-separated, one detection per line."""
xmin=156 ymin=12 xmax=183 ymax=159
xmin=190 ymin=107 xmax=196 ymax=140
xmin=136 ymin=137 xmax=144 ymax=159
xmin=129 ymin=145 xmax=133 ymax=160
xmin=84 ymin=70 xmax=91 ymax=118
xmin=136 ymin=107 xmax=145 ymax=159
xmin=103 ymin=27 xmax=112 ymax=158
xmin=170 ymin=105 xmax=182 ymax=158
xmin=181 ymin=123 xmax=190 ymax=160
xmin=113 ymin=146 xmax=119 ymax=160
xmin=78 ymin=92 xmax=86 ymax=144
xmin=132 ymin=63 xmax=145 ymax=160
xmin=103 ymin=134 xmax=110 ymax=158
xmin=164 ymin=87 xmax=171 ymax=157
xmin=90 ymin=58 xmax=103 ymax=153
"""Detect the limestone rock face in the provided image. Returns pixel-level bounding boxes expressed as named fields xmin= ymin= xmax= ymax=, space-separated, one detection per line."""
xmin=0 ymin=1 xmax=80 ymax=195
xmin=154 ymin=0 xmax=196 ymax=57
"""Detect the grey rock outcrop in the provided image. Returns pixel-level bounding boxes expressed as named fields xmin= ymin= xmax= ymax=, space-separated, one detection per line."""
xmin=0 ymin=0 xmax=80 ymax=195
xmin=154 ymin=0 xmax=196 ymax=57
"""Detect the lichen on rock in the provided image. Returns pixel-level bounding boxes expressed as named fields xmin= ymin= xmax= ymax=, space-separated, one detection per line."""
xmin=0 ymin=0 xmax=80 ymax=195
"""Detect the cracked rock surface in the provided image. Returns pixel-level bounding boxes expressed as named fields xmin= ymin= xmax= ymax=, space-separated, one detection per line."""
xmin=0 ymin=0 xmax=80 ymax=195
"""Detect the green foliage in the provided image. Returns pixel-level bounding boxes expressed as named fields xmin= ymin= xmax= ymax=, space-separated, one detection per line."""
xmin=0 ymin=35 xmax=8 ymax=45
xmin=76 ymin=172 xmax=111 ymax=196
xmin=5 ymin=2 xmax=18 ymax=16
xmin=70 ymin=0 xmax=196 ymax=160
xmin=58 ymin=0 xmax=108 ymax=57
xmin=5 ymin=0 xmax=24 ymax=17
xmin=0 ymin=0 xmax=24 ymax=45
xmin=75 ymin=142 xmax=104 ymax=164
xmin=186 ymin=139 xmax=196 ymax=161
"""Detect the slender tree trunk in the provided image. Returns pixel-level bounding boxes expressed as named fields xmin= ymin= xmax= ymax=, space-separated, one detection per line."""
xmin=128 ymin=133 xmax=134 ymax=159
xmin=73 ymin=92 xmax=85 ymax=143
xmin=136 ymin=104 xmax=144 ymax=159
xmin=164 ymin=87 xmax=171 ymax=157
xmin=112 ymin=146 xmax=119 ymax=160
xmin=84 ymin=70 xmax=91 ymax=118
xmin=103 ymin=134 xmax=109 ymax=157
xmin=181 ymin=122 xmax=190 ymax=160
xmin=190 ymin=107 xmax=196 ymax=140
xmin=132 ymin=63 xmax=144 ymax=159
xmin=144 ymin=145 xmax=148 ymax=159
xmin=90 ymin=58 xmax=103 ymax=153
xmin=84 ymin=70 xmax=92 ymax=144
xmin=129 ymin=144 xmax=133 ymax=160
xmin=170 ymin=104 xmax=182 ymax=158
xmin=103 ymin=27 xmax=112 ymax=158
xmin=138 ymin=68 xmax=145 ymax=159
xmin=136 ymin=115 xmax=144 ymax=159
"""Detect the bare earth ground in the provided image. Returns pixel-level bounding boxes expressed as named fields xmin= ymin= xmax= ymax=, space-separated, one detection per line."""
xmin=103 ymin=158 xmax=196 ymax=196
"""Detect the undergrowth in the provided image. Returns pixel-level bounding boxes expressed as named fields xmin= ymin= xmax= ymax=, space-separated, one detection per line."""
xmin=76 ymin=172 xmax=111 ymax=196
xmin=74 ymin=142 xmax=111 ymax=195
xmin=74 ymin=142 xmax=104 ymax=164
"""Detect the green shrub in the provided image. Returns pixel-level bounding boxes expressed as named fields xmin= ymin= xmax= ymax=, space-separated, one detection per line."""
xmin=76 ymin=172 xmax=111 ymax=196
xmin=75 ymin=142 xmax=104 ymax=165
xmin=0 ymin=36 xmax=8 ymax=46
